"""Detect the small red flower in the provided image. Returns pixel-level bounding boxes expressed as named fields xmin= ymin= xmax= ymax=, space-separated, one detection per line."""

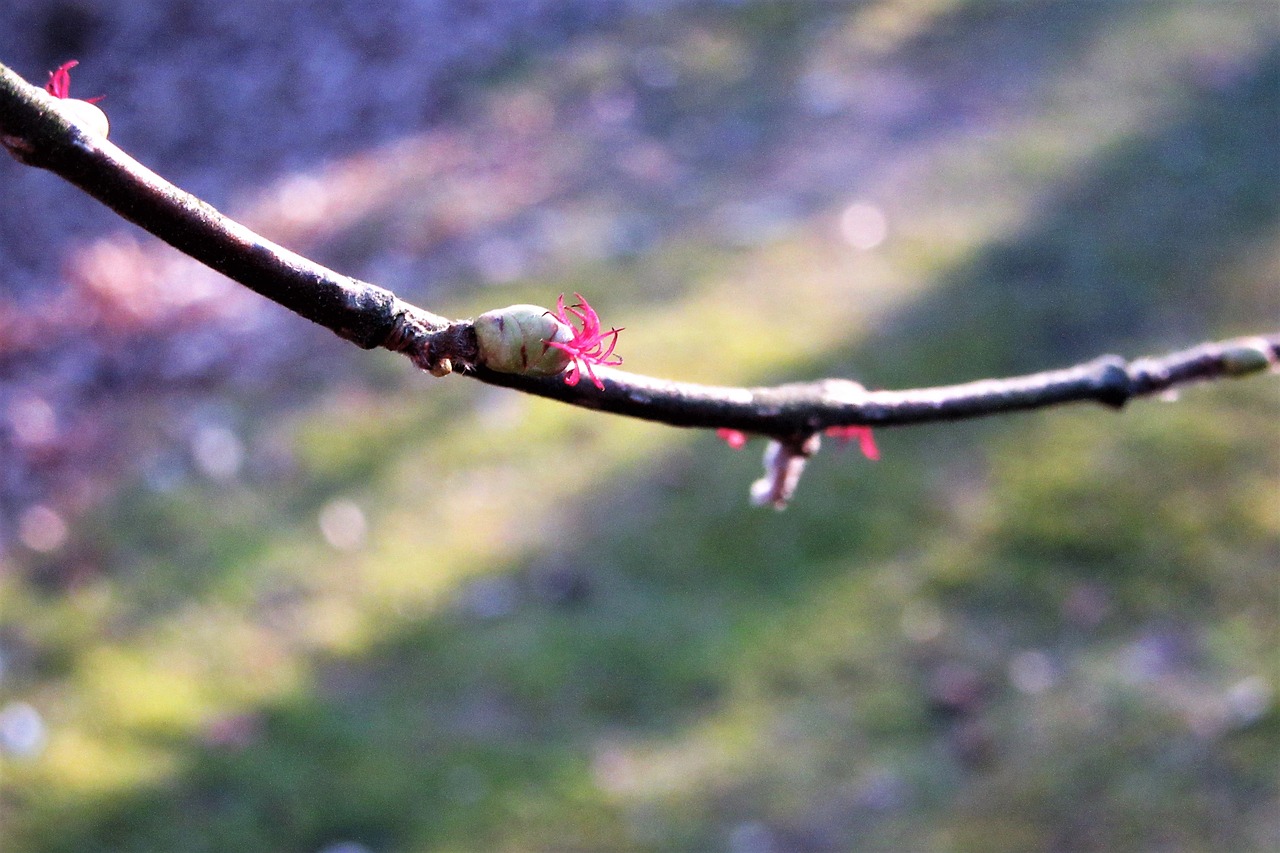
xmin=825 ymin=425 xmax=880 ymax=461
xmin=45 ymin=60 xmax=103 ymax=103
xmin=716 ymin=428 xmax=749 ymax=450
xmin=544 ymin=292 xmax=623 ymax=390
xmin=719 ymin=425 xmax=878 ymax=460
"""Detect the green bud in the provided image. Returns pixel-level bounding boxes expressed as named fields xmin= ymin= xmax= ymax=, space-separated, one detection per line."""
xmin=50 ymin=96 xmax=109 ymax=138
xmin=1220 ymin=340 xmax=1274 ymax=377
xmin=474 ymin=304 xmax=574 ymax=377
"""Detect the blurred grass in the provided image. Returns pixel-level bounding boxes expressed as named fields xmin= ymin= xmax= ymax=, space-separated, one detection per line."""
xmin=2 ymin=2 xmax=1279 ymax=851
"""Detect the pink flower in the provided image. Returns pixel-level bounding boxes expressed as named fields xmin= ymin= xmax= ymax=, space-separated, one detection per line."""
xmin=544 ymin=292 xmax=623 ymax=390
xmin=718 ymin=426 xmax=878 ymax=461
xmin=716 ymin=428 xmax=749 ymax=450
xmin=825 ymin=425 xmax=879 ymax=461
xmin=45 ymin=60 xmax=102 ymax=103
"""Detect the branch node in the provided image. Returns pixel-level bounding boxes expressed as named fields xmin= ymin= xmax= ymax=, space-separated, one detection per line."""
xmin=1094 ymin=356 xmax=1133 ymax=409
xmin=382 ymin=314 xmax=480 ymax=378
xmin=380 ymin=309 xmax=434 ymax=370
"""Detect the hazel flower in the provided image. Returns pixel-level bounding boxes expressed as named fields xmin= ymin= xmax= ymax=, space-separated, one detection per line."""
xmin=45 ymin=61 xmax=74 ymax=98
xmin=543 ymin=292 xmax=623 ymax=390
xmin=45 ymin=60 xmax=101 ymax=102
xmin=716 ymin=428 xmax=749 ymax=449
xmin=824 ymin=425 xmax=880 ymax=461
xmin=42 ymin=60 xmax=109 ymax=138
xmin=717 ymin=425 xmax=879 ymax=462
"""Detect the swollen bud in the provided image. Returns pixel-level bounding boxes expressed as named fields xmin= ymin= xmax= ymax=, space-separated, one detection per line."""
xmin=52 ymin=97 xmax=110 ymax=138
xmin=41 ymin=61 xmax=109 ymax=138
xmin=1219 ymin=339 xmax=1274 ymax=376
xmin=474 ymin=304 xmax=574 ymax=377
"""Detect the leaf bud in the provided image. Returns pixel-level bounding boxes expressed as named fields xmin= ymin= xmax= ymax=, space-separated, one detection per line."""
xmin=474 ymin=304 xmax=574 ymax=377
xmin=41 ymin=90 xmax=110 ymax=138
xmin=1220 ymin=339 xmax=1274 ymax=376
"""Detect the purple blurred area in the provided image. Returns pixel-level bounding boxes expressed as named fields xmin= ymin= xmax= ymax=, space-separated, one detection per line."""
xmin=0 ymin=0 xmax=661 ymax=553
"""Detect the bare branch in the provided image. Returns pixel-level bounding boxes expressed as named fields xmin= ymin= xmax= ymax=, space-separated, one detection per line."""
xmin=3 ymin=59 xmax=1276 ymax=452
xmin=467 ymin=337 xmax=1278 ymax=437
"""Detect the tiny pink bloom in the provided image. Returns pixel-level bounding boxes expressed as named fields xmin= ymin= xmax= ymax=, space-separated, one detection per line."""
xmin=45 ymin=60 xmax=103 ymax=103
xmin=544 ymin=292 xmax=623 ymax=390
xmin=825 ymin=425 xmax=880 ymax=461
xmin=716 ymin=428 xmax=748 ymax=450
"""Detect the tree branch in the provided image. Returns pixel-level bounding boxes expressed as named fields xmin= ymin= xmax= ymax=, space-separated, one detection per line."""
xmin=2 ymin=59 xmax=1276 ymax=451
xmin=469 ymin=338 xmax=1278 ymax=437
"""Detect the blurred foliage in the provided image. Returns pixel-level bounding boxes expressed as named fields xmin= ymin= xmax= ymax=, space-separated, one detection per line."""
xmin=1 ymin=1 xmax=1278 ymax=852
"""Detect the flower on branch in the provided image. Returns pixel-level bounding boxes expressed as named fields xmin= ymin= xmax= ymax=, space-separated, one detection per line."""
xmin=45 ymin=60 xmax=102 ymax=103
xmin=719 ymin=424 xmax=877 ymax=509
xmin=824 ymin=425 xmax=880 ymax=461
xmin=716 ymin=428 xmax=749 ymax=449
xmin=544 ymin=292 xmax=623 ymax=390
xmin=42 ymin=60 xmax=109 ymax=138
xmin=720 ymin=425 xmax=879 ymax=461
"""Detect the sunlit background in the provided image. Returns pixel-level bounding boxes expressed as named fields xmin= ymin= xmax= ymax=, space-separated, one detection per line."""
xmin=1 ymin=2 xmax=1278 ymax=851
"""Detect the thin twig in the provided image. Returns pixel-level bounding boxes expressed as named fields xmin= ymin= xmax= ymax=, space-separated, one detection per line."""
xmin=468 ymin=338 xmax=1278 ymax=437
xmin=2 ymin=59 xmax=1276 ymax=450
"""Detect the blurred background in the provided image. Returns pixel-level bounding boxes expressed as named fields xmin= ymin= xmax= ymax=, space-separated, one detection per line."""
xmin=1 ymin=1 xmax=1278 ymax=850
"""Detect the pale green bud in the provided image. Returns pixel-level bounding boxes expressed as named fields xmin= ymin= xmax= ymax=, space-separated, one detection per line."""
xmin=1220 ymin=339 xmax=1274 ymax=376
xmin=474 ymin=304 xmax=574 ymax=377
xmin=49 ymin=95 xmax=110 ymax=138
